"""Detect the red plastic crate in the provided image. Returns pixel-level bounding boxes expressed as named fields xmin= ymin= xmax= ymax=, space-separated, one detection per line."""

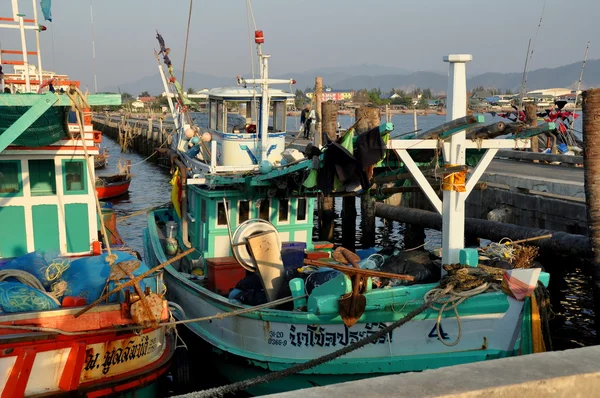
xmin=206 ymin=257 xmax=246 ymax=296
xmin=305 ymin=251 xmax=330 ymax=260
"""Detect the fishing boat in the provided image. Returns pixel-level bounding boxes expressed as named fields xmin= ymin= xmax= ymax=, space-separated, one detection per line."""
xmin=0 ymin=2 xmax=174 ymax=396
xmin=96 ymin=173 xmax=132 ymax=200
xmin=143 ymin=16 xmax=553 ymax=397
xmin=94 ymin=146 xmax=108 ymax=169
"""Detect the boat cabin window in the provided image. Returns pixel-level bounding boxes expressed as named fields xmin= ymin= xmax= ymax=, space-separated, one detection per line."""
xmin=217 ymin=201 xmax=228 ymax=226
xmin=201 ymin=199 xmax=206 ymax=223
xmin=209 ymin=100 xmax=218 ymax=130
xmin=0 ymin=160 xmax=22 ymax=196
xmin=238 ymin=200 xmax=250 ymax=223
xmin=272 ymin=101 xmax=286 ymax=132
xmin=259 ymin=199 xmax=270 ymax=221
xmin=217 ymin=101 xmax=225 ymax=132
xmin=28 ymin=159 xmax=56 ymax=196
xmin=297 ymin=198 xmax=307 ymax=222
xmin=278 ymin=199 xmax=289 ymax=222
xmin=63 ymin=160 xmax=87 ymax=194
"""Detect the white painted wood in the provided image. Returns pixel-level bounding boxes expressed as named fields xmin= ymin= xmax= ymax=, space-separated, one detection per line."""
xmin=395 ymin=149 xmax=442 ymax=214
xmin=441 ymin=55 xmax=471 ymax=267
xmin=214 ymin=235 xmax=231 ymax=257
xmin=390 ymin=138 xmax=531 ymax=151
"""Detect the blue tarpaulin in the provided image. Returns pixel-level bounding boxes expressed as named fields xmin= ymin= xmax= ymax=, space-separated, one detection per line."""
xmin=41 ymin=0 xmax=52 ymax=22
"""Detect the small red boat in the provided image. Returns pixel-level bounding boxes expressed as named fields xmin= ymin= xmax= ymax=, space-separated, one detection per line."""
xmin=95 ymin=174 xmax=132 ymax=200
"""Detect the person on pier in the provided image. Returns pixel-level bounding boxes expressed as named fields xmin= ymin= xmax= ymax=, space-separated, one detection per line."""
xmin=300 ymin=103 xmax=314 ymax=139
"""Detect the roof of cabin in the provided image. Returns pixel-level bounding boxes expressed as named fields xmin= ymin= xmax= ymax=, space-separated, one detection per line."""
xmin=206 ymin=86 xmax=294 ymax=100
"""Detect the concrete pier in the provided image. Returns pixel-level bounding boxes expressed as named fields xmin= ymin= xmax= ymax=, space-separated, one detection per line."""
xmin=262 ymin=346 xmax=600 ymax=398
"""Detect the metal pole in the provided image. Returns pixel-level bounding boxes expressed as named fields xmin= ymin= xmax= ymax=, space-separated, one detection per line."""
xmin=259 ymin=55 xmax=270 ymax=162
xmin=18 ymin=15 xmax=31 ymax=92
xmin=89 ymin=1 xmax=98 ymax=93
xmin=31 ymin=0 xmax=43 ymax=87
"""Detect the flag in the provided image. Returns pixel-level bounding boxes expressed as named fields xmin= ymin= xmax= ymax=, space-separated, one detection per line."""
xmin=41 ymin=0 xmax=52 ymax=22
xmin=170 ymin=168 xmax=182 ymax=218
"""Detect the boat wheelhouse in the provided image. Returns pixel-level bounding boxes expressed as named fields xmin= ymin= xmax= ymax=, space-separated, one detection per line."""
xmin=0 ymin=2 xmax=175 ymax=396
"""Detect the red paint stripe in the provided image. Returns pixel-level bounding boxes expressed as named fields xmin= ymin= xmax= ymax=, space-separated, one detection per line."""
xmin=2 ymin=60 xmax=25 ymax=65
xmin=59 ymin=342 xmax=87 ymax=391
xmin=2 ymin=348 xmax=36 ymax=398
xmin=0 ymin=17 xmax=36 ymax=23
xmin=6 ymin=145 xmax=98 ymax=151
xmin=1 ymin=50 xmax=37 ymax=55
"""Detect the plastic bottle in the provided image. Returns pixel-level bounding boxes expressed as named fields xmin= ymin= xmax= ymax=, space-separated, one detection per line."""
xmin=360 ymin=253 xmax=385 ymax=270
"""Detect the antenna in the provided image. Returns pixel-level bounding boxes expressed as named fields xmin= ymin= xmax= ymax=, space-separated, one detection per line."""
xmin=89 ymin=0 xmax=97 ymax=93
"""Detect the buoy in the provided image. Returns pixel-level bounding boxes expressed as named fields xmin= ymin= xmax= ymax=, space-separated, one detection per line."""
xmin=185 ymin=128 xmax=195 ymax=139
xmin=191 ymin=136 xmax=200 ymax=144
xmin=259 ymin=160 xmax=273 ymax=174
xmin=201 ymin=132 xmax=212 ymax=142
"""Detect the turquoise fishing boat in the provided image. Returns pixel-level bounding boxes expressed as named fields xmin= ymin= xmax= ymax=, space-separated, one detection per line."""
xmin=0 ymin=2 xmax=174 ymax=396
xmin=143 ymin=26 xmax=553 ymax=397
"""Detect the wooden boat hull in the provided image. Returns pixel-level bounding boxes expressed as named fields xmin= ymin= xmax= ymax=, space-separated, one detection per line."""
xmin=144 ymin=208 xmax=544 ymax=396
xmin=0 ymin=305 xmax=175 ymax=397
xmin=96 ymin=175 xmax=131 ymax=200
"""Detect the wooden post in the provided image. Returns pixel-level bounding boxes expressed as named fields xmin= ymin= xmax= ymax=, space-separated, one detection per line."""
xmin=582 ymin=88 xmax=600 ymax=343
xmin=357 ymin=105 xmax=380 ymax=248
xmin=314 ymin=77 xmax=323 ymax=147
xmin=525 ymin=103 xmax=538 ymax=162
xmin=322 ymin=101 xmax=338 ymax=143
xmin=314 ymin=76 xmax=333 ymax=241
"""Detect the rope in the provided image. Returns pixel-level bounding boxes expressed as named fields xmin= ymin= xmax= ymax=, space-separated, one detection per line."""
xmin=0 ymin=294 xmax=305 ymax=336
xmin=65 ymin=87 xmax=116 ymax=265
xmin=0 ymin=270 xmax=61 ymax=306
xmin=183 ymin=286 xmax=454 ymax=398
xmin=181 ymin=0 xmax=193 ymax=90
xmin=116 ymin=202 xmax=171 ymax=222
xmin=128 ymin=130 xmax=171 ymax=167
xmin=424 ymin=283 xmax=491 ymax=347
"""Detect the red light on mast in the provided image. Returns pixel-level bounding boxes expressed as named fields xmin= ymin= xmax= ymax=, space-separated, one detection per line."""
xmin=254 ymin=30 xmax=264 ymax=44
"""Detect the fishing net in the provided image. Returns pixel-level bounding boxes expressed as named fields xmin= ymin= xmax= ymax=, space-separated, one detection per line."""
xmin=0 ymin=281 xmax=60 ymax=313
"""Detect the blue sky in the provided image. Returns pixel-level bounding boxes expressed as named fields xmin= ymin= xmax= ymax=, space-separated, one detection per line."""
xmin=1 ymin=0 xmax=598 ymax=92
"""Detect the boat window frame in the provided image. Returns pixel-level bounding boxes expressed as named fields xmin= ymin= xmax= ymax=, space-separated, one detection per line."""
xmin=216 ymin=100 xmax=224 ymax=132
xmin=296 ymin=197 xmax=308 ymax=223
xmin=258 ymin=198 xmax=270 ymax=221
xmin=28 ymin=159 xmax=57 ymax=197
xmin=278 ymin=198 xmax=290 ymax=224
xmin=216 ymin=200 xmax=230 ymax=228
xmin=61 ymin=159 xmax=88 ymax=195
xmin=0 ymin=159 xmax=23 ymax=198
xmin=201 ymin=199 xmax=206 ymax=223
xmin=209 ymin=99 xmax=218 ymax=130
xmin=238 ymin=200 xmax=250 ymax=224
xmin=272 ymin=100 xmax=286 ymax=132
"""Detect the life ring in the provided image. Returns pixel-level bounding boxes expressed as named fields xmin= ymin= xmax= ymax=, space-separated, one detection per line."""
xmin=232 ymin=218 xmax=281 ymax=272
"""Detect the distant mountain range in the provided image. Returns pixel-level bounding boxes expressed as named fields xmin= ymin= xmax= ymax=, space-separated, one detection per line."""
xmin=102 ymin=60 xmax=599 ymax=96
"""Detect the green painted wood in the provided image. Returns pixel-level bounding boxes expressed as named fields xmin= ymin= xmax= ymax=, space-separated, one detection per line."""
xmin=61 ymin=159 xmax=88 ymax=195
xmin=0 ymin=92 xmax=58 ymax=153
xmin=0 ymin=93 xmax=122 ymax=107
xmin=65 ymin=203 xmax=90 ymax=253
xmin=0 ymin=206 xmax=27 ymax=258
xmin=0 ymin=160 xmax=23 ymax=197
xmin=32 ymin=204 xmax=60 ymax=252
xmin=379 ymin=122 xmax=394 ymax=133
xmin=515 ymin=122 xmax=556 ymax=138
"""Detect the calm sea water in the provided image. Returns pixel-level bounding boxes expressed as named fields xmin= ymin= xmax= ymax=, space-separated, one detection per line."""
xmin=98 ymin=113 xmax=593 ymax=393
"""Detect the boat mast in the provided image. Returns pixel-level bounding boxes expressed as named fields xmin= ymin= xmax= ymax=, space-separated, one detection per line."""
xmin=31 ymin=0 xmax=43 ymax=85
xmin=14 ymin=0 xmax=31 ymax=92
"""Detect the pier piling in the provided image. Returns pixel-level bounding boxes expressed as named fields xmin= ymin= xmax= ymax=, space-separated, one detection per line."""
xmin=356 ymin=106 xmax=380 ymax=248
xmin=582 ymin=88 xmax=600 ymax=342
xmin=314 ymin=76 xmax=334 ymax=241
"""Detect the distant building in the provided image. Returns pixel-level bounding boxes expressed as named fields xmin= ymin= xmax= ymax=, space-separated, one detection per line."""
xmin=526 ymin=88 xmax=572 ymax=97
xmin=305 ymin=88 xmax=354 ymax=101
